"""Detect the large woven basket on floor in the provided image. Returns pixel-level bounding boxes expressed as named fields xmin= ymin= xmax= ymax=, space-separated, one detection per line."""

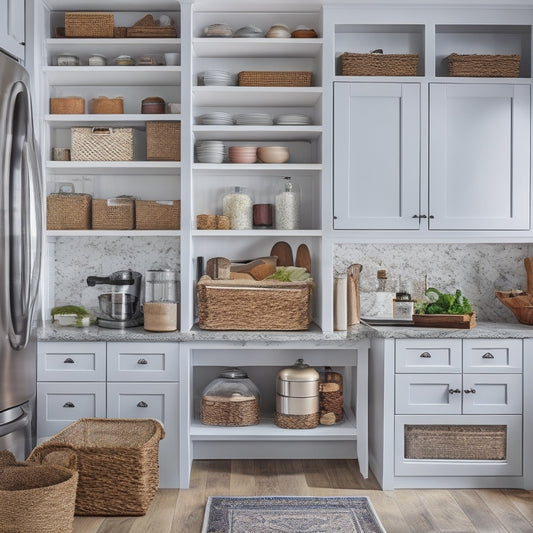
xmin=28 ymin=418 xmax=165 ymax=516
xmin=197 ymin=275 xmax=314 ymax=330
xmin=447 ymin=53 xmax=520 ymax=77
xmin=0 ymin=450 xmax=78 ymax=533
xmin=340 ymin=52 xmax=419 ymax=76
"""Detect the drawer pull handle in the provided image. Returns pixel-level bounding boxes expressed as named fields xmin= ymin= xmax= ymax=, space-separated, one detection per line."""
xmin=482 ymin=352 xmax=494 ymax=359
xmin=137 ymin=358 xmax=148 ymax=365
xmin=448 ymin=388 xmax=461 ymax=394
xmin=137 ymin=401 xmax=148 ymax=408
xmin=63 ymin=401 xmax=75 ymax=408
xmin=63 ymin=357 xmax=75 ymax=364
xmin=464 ymin=388 xmax=477 ymax=394
xmin=420 ymin=352 xmax=431 ymax=358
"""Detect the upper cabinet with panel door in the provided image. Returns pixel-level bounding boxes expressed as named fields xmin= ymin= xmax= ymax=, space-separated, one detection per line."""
xmin=0 ymin=0 xmax=25 ymax=61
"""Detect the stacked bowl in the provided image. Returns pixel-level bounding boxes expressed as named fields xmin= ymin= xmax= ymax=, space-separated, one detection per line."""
xmin=196 ymin=140 xmax=225 ymax=163
xmin=202 ymin=70 xmax=236 ymax=86
xmin=266 ymin=24 xmax=291 ymax=38
xmin=199 ymin=112 xmax=233 ymax=125
xmin=228 ymin=146 xmax=258 ymax=164
xmin=204 ymin=23 xmax=233 ymax=37
xmin=257 ymin=146 xmax=290 ymax=163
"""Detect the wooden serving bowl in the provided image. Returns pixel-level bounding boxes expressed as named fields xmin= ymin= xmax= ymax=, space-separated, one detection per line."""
xmin=495 ymin=291 xmax=533 ymax=325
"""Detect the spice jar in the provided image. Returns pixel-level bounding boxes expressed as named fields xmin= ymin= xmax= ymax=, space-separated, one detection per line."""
xmin=275 ymin=176 xmax=300 ymax=230
xmin=222 ymin=186 xmax=253 ymax=230
xmin=200 ymin=368 xmax=260 ymax=426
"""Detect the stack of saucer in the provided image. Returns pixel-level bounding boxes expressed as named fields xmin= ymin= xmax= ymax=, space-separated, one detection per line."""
xmin=274 ymin=113 xmax=313 ymax=125
xmin=234 ymin=113 xmax=273 ymax=126
xmin=204 ymin=23 xmax=233 ymax=37
xmin=202 ymin=70 xmax=236 ymax=86
xmin=196 ymin=140 xmax=225 ymax=163
xmin=199 ymin=112 xmax=234 ymax=125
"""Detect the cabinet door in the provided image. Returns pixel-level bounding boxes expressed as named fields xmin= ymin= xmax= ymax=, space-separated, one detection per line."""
xmin=333 ymin=82 xmax=420 ymax=229
xmin=0 ymin=0 xmax=25 ymax=60
xmin=463 ymin=339 xmax=522 ymax=373
xmin=462 ymin=374 xmax=522 ymax=415
xmin=429 ymin=83 xmax=530 ymax=230
xmin=396 ymin=339 xmax=462 ymax=373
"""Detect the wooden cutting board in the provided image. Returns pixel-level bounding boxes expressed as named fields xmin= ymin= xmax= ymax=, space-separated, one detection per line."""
xmin=270 ymin=241 xmax=293 ymax=267
xmin=295 ymin=244 xmax=311 ymax=273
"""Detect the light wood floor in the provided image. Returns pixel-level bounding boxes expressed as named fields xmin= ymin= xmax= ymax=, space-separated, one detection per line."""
xmin=73 ymin=459 xmax=533 ymax=533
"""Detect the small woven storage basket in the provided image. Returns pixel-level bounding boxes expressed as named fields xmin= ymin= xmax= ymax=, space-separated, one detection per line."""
xmin=47 ymin=193 xmax=92 ymax=230
xmin=126 ymin=14 xmax=177 ymax=38
xmin=340 ymin=52 xmax=419 ymax=76
xmin=135 ymin=200 xmax=180 ymax=230
xmin=89 ymin=96 xmax=124 ymax=114
xmin=238 ymin=71 xmax=312 ymax=87
xmin=146 ymin=122 xmax=181 ymax=161
xmin=196 ymin=214 xmax=230 ymax=230
xmin=319 ymin=367 xmax=344 ymax=423
xmin=197 ymin=276 xmax=314 ymax=330
xmin=0 ymin=450 xmax=78 ymax=533
xmin=201 ymin=396 xmax=260 ymax=426
xmin=28 ymin=418 xmax=165 ymax=516
xmin=447 ymin=53 xmax=521 ymax=77
xmin=404 ymin=424 xmax=506 ymax=460
xmin=92 ymin=197 xmax=135 ymax=230
xmin=71 ymin=127 xmax=135 ymax=161
xmin=50 ymin=97 xmax=85 ymax=114
xmin=65 ymin=12 xmax=114 ymax=38
xmin=274 ymin=412 xmax=320 ymax=429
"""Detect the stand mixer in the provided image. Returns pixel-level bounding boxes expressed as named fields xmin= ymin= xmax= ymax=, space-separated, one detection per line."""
xmin=87 ymin=270 xmax=143 ymax=328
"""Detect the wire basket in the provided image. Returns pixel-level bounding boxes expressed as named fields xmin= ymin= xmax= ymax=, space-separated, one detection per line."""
xmin=340 ymin=52 xmax=419 ymax=76
xmin=28 ymin=418 xmax=165 ymax=516
xmin=447 ymin=53 xmax=521 ymax=77
xmin=47 ymin=193 xmax=92 ymax=230
xmin=92 ymin=197 xmax=135 ymax=230
xmin=71 ymin=127 xmax=135 ymax=161
xmin=146 ymin=122 xmax=181 ymax=161
xmin=135 ymin=200 xmax=180 ymax=230
xmin=64 ymin=12 xmax=114 ymax=38
xmin=238 ymin=71 xmax=312 ymax=87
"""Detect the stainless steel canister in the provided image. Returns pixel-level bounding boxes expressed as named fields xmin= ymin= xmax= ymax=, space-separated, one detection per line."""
xmin=276 ymin=358 xmax=319 ymax=415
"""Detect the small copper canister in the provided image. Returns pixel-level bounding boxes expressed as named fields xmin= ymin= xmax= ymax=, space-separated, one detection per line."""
xmin=274 ymin=358 xmax=319 ymax=429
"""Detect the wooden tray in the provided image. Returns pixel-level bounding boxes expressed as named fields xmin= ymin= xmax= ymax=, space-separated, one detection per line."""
xmin=412 ymin=312 xmax=476 ymax=329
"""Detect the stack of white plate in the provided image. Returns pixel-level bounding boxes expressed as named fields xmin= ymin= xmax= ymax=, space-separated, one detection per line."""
xmin=266 ymin=24 xmax=291 ymax=38
xmin=234 ymin=25 xmax=264 ymax=38
xmin=204 ymin=23 xmax=233 ymax=37
xmin=202 ymin=70 xmax=236 ymax=86
xmin=274 ymin=113 xmax=313 ymax=125
xmin=196 ymin=140 xmax=225 ymax=163
xmin=234 ymin=113 xmax=273 ymax=126
xmin=199 ymin=112 xmax=234 ymax=125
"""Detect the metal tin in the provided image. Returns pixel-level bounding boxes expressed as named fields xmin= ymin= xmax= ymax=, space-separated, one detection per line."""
xmin=276 ymin=359 xmax=319 ymax=416
xmin=276 ymin=394 xmax=318 ymax=415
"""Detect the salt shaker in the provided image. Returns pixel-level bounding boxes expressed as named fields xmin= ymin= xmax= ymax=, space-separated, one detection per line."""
xmin=275 ymin=176 xmax=300 ymax=230
xmin=222 ymin=186 xmax=253 ymax=230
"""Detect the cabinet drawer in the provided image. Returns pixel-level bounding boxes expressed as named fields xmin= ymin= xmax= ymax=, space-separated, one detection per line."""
xmin=463 ymin=374 xmax=522 ymax=415
xmin=463 ymin=339 xmax=522 ymax=373
xmin=38 ymin=342 xmax=106 ymax=381
xmin=107 ymin=342 xmax=179 ymax=382
xmin=396 ymin=374 xmax=462 ymax=414
xmin=396 ymin=339 xmax=462 ymax=373
xmin=37 ymin=382 xmax=106 ymax=438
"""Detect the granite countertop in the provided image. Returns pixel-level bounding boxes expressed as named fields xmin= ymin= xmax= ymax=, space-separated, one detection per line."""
xmin=38 ymin=320 xmax=533 ymax=343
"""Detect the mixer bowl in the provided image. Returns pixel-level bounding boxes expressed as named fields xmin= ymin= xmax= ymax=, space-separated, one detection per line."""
xmin=99 ymin=293 xmax=138 ymax=320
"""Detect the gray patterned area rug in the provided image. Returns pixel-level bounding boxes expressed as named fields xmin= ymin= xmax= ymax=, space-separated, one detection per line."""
xmin=201 ymin=495 xmax=386 ymax=533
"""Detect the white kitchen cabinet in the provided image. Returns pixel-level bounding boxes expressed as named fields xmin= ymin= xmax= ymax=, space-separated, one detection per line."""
xmin=0 ymin=0 xmax=25 ymax=60
xmin=429 ymin=83 xmax=530 ymax=230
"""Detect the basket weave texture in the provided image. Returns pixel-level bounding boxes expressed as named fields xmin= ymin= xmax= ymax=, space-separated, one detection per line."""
xmin=197 ymin=276 xmax=314 ymax=330
xmin=147 ymin=122 xmax=181 ymax=161
xmin=201 ymin=396 xmax=260 ymax=426
xmin=50 ymin=97 xmax=85 ymax=114
xmin=135 ymin=200 xmax=180 ymax=230
xmin=71 ymin=127 xmax=135 ymax=161
xmin=447 ymin=53 xmax=521 ymax=77
xmin=319 ymin=367 xmax=344 ymax=423
xmin=89 ymin=96 xmax=124 ymax=114
xmin=92 ymin=198 xmax=135 ymax=230
xmin=65 ymin=12 xmax=114 ymax=38
xmin=47 ymin=193 xmax=92 ymax=230
xmin=28 ymin=418 xmax=165 ymax=516
xmin=274 ymin=412 xmax=319 ymax=429
xmin=238 ymin=71 xmax=312 ymax=87
xmin=404 ymin=424 xmax=506 ymax=460
xmin=196 ymin=214 xmax=230 ymax=230
xmin=126 ymin=14 xmax=177 ymax=38
xmin=340 ymin=52 xmax=419 ymax=76
xmin=0 ymin=450 xmax=78 ymax=533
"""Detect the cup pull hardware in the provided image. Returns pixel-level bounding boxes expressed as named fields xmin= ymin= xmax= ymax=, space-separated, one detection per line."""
xmin=137 ymin=358 xmax=148 ymax=365
xmin=419 ymin=352 xmax=431 ymax=358
xmin=482 ymin=352 xmax=494 ymax=359
xmin=464 ymin=388 xmax=477 ymax=394
xmin=137 ymin=401 xmax=148 ymax=408
xmin=63 ymin=357 xmax=75 ymax=364
xmin=63 ymin=401 xmax=75 ymax=408
xmin=448 ymin=389 xmax=461 ymax=394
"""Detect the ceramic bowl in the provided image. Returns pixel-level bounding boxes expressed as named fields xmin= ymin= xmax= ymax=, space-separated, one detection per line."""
xmin=257 ymin=146 xmax=290 ymax=164
xmin=229 ymin=146 xmax=258 ymax=163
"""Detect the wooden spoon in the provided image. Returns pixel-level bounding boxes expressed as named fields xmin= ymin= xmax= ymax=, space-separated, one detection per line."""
xmin=230 ymin=257 xmax=277 ymax=280
xmin=270 ymin=241 xmax=293 ymax=267
xmin=206 ymin=257 xmax=231 ymax=280
xmin=295 ymin=244 xmax=311 ymax=273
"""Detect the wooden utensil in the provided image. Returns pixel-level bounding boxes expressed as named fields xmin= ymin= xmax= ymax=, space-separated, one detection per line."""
xmin=347 ymin=264 xmax=363 ymax=326
xmin=206 ymin=257 xmax=231 ymax=280
xmin=230 ymin=257 xmax=277 ymax=280
xmin=295 ymin=244 xmax=311 ymax=273
xmin=270 ymin=241 xmax=293 ymax=267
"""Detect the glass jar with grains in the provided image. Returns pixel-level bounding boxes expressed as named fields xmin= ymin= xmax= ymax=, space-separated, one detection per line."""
xmin=222 ymin=186 xmax=253 ymax=229
xmin=275 ymin=176 xmax=300 ymax=229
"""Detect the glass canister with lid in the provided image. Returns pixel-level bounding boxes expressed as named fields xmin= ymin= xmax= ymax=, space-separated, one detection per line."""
xmin=222 ymin=186 xmax=253 ymax=229
xmin=200 ymin=368 xmax=260 ymax=426
xmin=143 ymin=268 xmax=179 ymax=332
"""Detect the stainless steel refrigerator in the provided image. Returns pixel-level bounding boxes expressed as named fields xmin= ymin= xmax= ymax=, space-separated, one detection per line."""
xmin=0 ymin=49 xmax=42 ymax=460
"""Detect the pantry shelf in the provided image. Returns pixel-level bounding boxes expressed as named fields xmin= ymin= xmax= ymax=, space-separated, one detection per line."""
xmin=46 ymin=161 xmax=181 ymax=175
xmin=44 ymin=66 xmax=181 ymax=85
xmin=46 ymin=114 xmax=181 ymax=127
xmin=193 ymin=125 xmax=322 ymax=141
xmin=191 ymin=230 xmax=322 ymax=237
xmin=46 ymin=230 xmax=181 ymax=237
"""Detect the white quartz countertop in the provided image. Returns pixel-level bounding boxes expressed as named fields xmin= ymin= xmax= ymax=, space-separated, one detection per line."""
xmin=38 ymin=320 xmax=533 ymax=343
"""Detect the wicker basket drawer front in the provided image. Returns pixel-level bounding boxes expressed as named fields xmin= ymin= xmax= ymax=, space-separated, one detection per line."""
xmin=395 ymin=339 xmax=462 ymax=373
xmin=463 ymin=339 xmax=523 ymax=373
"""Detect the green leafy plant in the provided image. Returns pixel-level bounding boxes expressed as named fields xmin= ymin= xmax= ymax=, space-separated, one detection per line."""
xmin=266 ymin=266 xmax=311 ymax=282
xmin=414 ymin=288 xmax=473 ymax=315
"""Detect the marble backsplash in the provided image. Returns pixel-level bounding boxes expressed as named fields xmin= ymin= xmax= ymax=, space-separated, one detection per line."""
xmin=334 ymin=243 xmax=533 ymax=322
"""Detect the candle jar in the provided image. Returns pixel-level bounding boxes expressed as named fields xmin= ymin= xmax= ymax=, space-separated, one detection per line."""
xmin=222 ymin=186 xmax=253 ymax=230
xmin=275 ymin=176 xmax=300 ymax=230
xmin=253 ymin=203 xmax=273 ymax=228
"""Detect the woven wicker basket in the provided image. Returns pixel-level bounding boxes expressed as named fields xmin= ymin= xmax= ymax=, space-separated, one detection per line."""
xmin=47 ymin=193 xmax=92 ymax=230
xmin=114 ymin=27 xmax=128 ymax=38
xmin=340 ymin=52 xmax=419 ymax=76
xmin=71 ymin=127 xmax=135 ymax=161
xmin=0 ymin=450 xmax=78 ymax=533
xmin=28 ymin=418 xmax=165 ymax=516
xmin=89 ymin=96 xmax=124 ymax=114
xmin=92 ymin=197 xmax=135 ymax=230
xmin=238 ymin=71 xmax=312 ymax=87
xmin=146 ymin=122 xmax=181 ymax=161
xmin=65 ymin=12 xmax=114 ymax=38
xmin=201 ymin=396 xmax=260 ymax=426
xmin=196 ymin=214 xmax=230 ymax=230
xmin=135 ymin=200 xmax=180 ymax=230
xmin=319 ymin=367 xmax=344 ymax=423
xmin=447 ymin=53 xmax=521 ymax=77
xmin=50 ymin=97 xmax=85 ymax=114
xmin=404 ymin=424 xmax=506 ymax=460
xmin=274 ymin=412 xmax=320 ymax=429
xmin=126 ymin=14 xmax=177 ymax=38
xmin=197 ymin=276 xmax=314 ymax=330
